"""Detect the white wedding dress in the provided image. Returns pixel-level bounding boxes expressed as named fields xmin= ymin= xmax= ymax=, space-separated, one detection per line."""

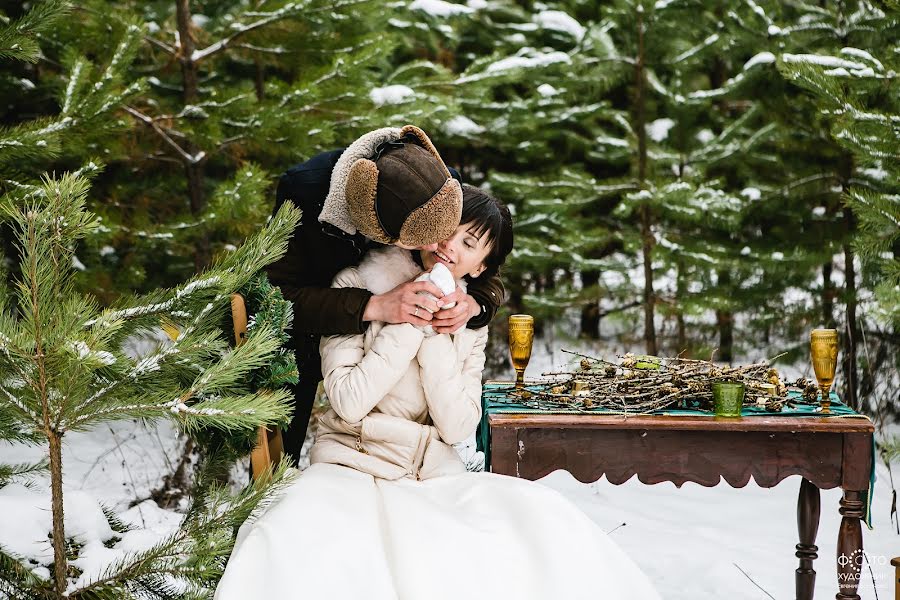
xmin=215 ymin=462 xmax=661 ymax=599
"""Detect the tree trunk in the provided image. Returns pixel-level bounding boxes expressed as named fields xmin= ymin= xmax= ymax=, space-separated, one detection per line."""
xmin=676 ymin=262 xmax=687 ymax=355
xmin=254 ymin=57 xmax=266 ymax=101
xmin=580 ymin=270 xmax=601 ymax=339
xmin=635 ymin=8 xmax=656 ymax=356
xmin=715 ymin=270 xmax=734 ymax=362
xmin=842 ymin=208 xmax=859 ymax=411
xmin=175 ymin=0 xmax=199 ymax=104
xmin=48 ymin=431 xmax=67 ymax=597
xmin=176 ymin=0 xmax=209 ymax=270
xmin=822 ymin=259 xmax=835 ymax=328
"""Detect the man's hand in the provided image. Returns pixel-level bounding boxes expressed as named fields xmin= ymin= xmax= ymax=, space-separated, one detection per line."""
xmin=362 ymin=280 xmax=446 ymax=326
xmin=432 ymin=288 xmax=480 ymax=334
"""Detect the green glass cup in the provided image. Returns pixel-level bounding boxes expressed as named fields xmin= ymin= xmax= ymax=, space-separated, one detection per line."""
xmin=712 ymin=382 xmax=745 ymax=418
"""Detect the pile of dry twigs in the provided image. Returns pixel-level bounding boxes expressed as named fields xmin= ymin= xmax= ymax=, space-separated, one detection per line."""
xmin=499 ymin=350 xmax=821 ymax=415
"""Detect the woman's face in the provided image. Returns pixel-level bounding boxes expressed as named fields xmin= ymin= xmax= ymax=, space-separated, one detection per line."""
xmin=420 ymin=223 xmax=492 ymax=279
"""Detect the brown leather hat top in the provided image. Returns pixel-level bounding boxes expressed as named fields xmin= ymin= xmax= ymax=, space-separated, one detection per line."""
xmin=374 ymin=142 xmax=448 ymax=239
xmin=345 ymin=124 xmax=462 ymax=246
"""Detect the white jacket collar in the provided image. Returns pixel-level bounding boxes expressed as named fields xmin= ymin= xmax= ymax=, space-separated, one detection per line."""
xmin=318 ymin=127 xmax=404 ymax=235
xmin=356 ymin=246 xmax=467 ymax=297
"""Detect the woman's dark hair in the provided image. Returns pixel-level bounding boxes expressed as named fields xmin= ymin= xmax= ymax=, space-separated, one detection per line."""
xmin=460 ymin=184 xmax=513 ymax=280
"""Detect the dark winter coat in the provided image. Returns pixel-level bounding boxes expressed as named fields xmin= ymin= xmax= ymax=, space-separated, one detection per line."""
xmin=265 ymin=150 xmax=505 ymax=385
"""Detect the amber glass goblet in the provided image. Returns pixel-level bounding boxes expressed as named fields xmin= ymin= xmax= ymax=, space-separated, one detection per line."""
xmin=508 ymin=315 xmax=534 ymax=389
xmin=810 ymin=328 xmax=838 ymax=413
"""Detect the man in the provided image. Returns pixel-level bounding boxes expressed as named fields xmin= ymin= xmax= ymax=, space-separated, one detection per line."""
xmin=267 ymin=125 xmax=505 ymax=458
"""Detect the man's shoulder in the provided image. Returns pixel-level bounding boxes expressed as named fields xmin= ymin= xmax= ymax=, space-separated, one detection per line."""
xmin=277 ymin=149 xmax=345 ymax=206
xmin=283 ymin=148 xmax=344 ymax=178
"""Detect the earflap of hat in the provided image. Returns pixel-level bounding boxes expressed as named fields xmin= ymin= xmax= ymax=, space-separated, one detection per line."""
xmin=399 ymin=124 xmax=451 ymax=179
xmin=346 ymin=158 xmax=394 ymax=244
xmin=397 ymin=177 xmax=463 ymax=248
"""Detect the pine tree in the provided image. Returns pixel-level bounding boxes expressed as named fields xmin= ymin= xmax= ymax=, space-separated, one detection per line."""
xmin=0 ymin=173 xmax=301 ymax=599
xmin=777 ymin=1 xmax=899 ymax=412
xmin=9 ymin=0 xmax=443 ymax=298
xmin=777 ymin=8 xmax=899 ymax=323
xmin=0 ymin=5 xmax=304 ymax=596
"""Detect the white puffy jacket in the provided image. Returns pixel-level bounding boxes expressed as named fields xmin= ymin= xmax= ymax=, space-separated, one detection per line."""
xmin=309 ymin=247 xmax=488 ymax=480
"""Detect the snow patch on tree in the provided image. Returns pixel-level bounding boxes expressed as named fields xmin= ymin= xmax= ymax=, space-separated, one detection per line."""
xmin=533 ymin=10 xmax=585 ymax=41
xmin=445 ymin=115 xmax=485 ymax=135
xmin=740 ymin=187 xmax=761 ymax=201
xmin=484 ymin=49 xmax=571 ymax=74
xmin=696 ymin=129 xmax=715 ymax=143
xmin=743 ymin=52 xmax=776 ymax=70
xmin=537 ymin=83 xmax=560 ymax=97
xmin=409 ymin=0 xmax=475 ymax=17
xmin=782 ymin=53 xmax=866 ymax=71
xmin=369 ymin=85 xmax=415 ymax=106
xmin=647 ymin=118 xmax=675 ymax=142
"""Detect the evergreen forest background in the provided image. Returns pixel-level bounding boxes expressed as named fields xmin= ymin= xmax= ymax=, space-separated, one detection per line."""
xmin=5 ymin=0 xmax=895 ymax=414
xmin=0 ymin=0 xmax=898 ymax=597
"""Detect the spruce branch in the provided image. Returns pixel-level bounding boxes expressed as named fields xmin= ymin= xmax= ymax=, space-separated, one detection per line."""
xmin=0 ymin=0 xmax=70 ymax=63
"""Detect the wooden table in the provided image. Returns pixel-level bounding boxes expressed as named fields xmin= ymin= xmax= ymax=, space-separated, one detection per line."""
xmin=488 ymin=413 xmax=874 ymax=600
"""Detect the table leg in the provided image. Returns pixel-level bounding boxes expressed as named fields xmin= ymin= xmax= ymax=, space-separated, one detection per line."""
xmin=836 ymin=490 xmax=864 ymax=600
xmin=796 ymin=477 xmax=821 ymax=600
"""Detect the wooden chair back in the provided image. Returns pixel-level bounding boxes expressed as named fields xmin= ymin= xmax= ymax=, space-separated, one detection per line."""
xmin=231 ymin=293 xmax=284 ymax=481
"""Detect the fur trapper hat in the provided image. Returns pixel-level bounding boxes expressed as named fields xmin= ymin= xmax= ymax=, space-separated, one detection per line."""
xmin=345 ymin=125 xmax=462 ymax=246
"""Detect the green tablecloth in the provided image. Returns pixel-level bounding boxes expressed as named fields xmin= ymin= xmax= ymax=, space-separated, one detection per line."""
xmin=476 ymin=383 xmax=876 ymax=528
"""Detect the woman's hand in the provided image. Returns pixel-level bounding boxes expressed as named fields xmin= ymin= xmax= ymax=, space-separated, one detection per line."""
xmin=432 ymin=289 xmax=481 ymax=334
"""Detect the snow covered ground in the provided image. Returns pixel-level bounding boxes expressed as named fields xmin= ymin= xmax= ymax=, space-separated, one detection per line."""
xmin=2 ymin=414 xmax=897 ymax=598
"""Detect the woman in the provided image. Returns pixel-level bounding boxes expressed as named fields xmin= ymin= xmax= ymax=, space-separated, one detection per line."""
xmin=215 ymin=186 xmax=660 ymax=600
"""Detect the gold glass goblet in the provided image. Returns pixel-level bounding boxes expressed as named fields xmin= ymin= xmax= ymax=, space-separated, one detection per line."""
xmin=508 ymin=315 xmax=534 ymax=389
xmin=810 ymin=328 xmax=839 ymax=413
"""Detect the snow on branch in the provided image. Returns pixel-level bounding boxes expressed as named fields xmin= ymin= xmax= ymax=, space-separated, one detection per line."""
xmin=61 ymin=59 xmax=85 ymax=115
xmin=191 ymin=1 xmax=311 ymax=63
xmin=85 ymin=277 xmax=221 ymax=330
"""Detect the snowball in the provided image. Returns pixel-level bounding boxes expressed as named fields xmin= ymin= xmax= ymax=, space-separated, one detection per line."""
xmin=99 ymin=245 xmax=116 ymax=257
xmin=414 ymin=263 xmax=457 ymax=336
xmin=813 ymin=206 xmax=826 ymax=216
xmin=417 ymin=262 xmax=456 ymax=297
xmin=369 ymin=85 xmax=415 ymax=106
xmin=445 ymin=115 xmax=485 ymax=135
xmin=409 ymin=0 xmax=475 ymax=16
xmin=534 ymin=10 xmax=585 ymax=41
xmin=741 ymin=246 xmax=751 ymax=256
xmin=647 ymin=118 xmax=675 ymax=142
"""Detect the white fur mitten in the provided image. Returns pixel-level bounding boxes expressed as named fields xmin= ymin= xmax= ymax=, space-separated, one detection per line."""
xmin=414 ymin=262 xmax=456 ymax=336
xmin=453 ymin=433 xmax=486 ymax=472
